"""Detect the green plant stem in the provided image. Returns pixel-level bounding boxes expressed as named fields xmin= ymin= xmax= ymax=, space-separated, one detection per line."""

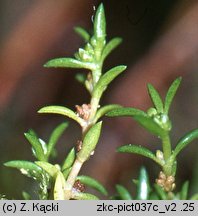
xmin=89 ymin=97 xmax=100 ymax=122
xmin=89 ymin=66 xmax=102 ymax=121
xmin=64 ymin=158 xmax=83 ymax=199
xmin=161 ymin=133 xmax=172 ymax=162
xmin=92 ymin=66 xmax=102 ymax=84
xmin=161 ymin=132 xmax=175 ymax=177
xmin=65 ymin=72 xmax=102 ymax=199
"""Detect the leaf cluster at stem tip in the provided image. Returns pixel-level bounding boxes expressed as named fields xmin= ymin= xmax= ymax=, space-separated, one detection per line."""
xmin=38 ymin=3 xmax=126 ymax=129
xmin=43 ymin=3 xmax=126 ymax=96
xmin=107 ymin=77 xmax=198 ymax=182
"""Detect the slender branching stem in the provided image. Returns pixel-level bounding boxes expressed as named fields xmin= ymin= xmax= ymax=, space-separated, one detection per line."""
xmin=65 ymin=66 xmax=102 ymax=199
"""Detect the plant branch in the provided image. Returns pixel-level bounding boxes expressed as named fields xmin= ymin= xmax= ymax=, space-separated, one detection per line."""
xmin=65 ymin=72 xmax=102 ymax=199
xmin=161 ymin=133 xmax=172 ymax=162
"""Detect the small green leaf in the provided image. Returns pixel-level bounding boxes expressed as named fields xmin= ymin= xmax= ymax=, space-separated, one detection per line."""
xmin=24 ymin=131 xmax=46 ymax=161
xmin=35 ymin=161 xmax=60 ymax=178
xmin=106 ymin=107 xmax=147 ymax=117
xmin=93 ymin=65 xmax=126 ymax=99
xmin=117 ymin=145 xmax=163 ymax=166
xmin=147 ymin=83 xmax=163 ymax=113
xmin=47 ymin=122 xmax=68 ymax=158
xmin=54 ymin=171 xmax=66 ymax=200
xmin=44 ymin=58 xmax=94 ymax=70
xmin=180 ymin=181 xmax=189 ymax=200
xmin=116 ymin=184 xmax=132 ymax=200
xmin=164 ymin=77 xmax=182 ymax=114
xmin=50 ymin=148 xmax=58 ymax=159
xmin=22 ymin=191 xmax=31 ymax=200
xmin=38 ymin=171 xmax=50 ymax=200
xmin=6 ymin=161 xmax=50 ymax=200
xmin=77 ymin=122 xmax=102 ymax=162
xmin=72 ymin=192 xmax=99 ymax=200
xmin=27 ymin=130 xmax=47 ymax=157
xmin=94 ymin=104 xmax=122 ymax=123
xmin=38 ymin=138 xmax=48 ymax=156
xmin=136 ymin=167 xmax=150 ymax=200
xmin=133 ymin=115 xmax=165 ymax=138
xmin=171 ymin=160 xmax=177 ymax=177
xmin=74 ymin=26 xmax=90 ymax=42
xmin=154 ymin=184 xmax=167 ymax=200
xmin=62 ymin=167 xmax=71 ymax=179
xmin=75 ymin=73 xmax=86 ymax=84
xmin=4 ymin=160 xmax=42 ymax=179
xmin=173 ymin=128 xmax=198 ymax=157
xmin=102 ymin=37 xmax=122 ymax=61
xmin=62 ymin=148 xmax=75 ymax=170
xmin=76 ymin=175 xmax=108 ymax=196
xmin=38 ymin=106 xmax=85 ymax=126
xmin=94 ymin=3 xmax=106 ymax=40
xmin=78 ymin=48 xmax=93 ymax=62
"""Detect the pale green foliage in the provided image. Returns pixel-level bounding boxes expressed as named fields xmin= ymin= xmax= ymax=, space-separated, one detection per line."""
xmin=118 ymin=145 xmax=163 ymax=166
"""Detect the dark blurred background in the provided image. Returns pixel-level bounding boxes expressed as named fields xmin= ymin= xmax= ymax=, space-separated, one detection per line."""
xmin=0 ymin=0 xmax=198 ymax=199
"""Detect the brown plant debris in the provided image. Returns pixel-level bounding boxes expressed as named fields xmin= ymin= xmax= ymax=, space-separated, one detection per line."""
xmin=76 ymin=140 xmax=83 ymax=152
xmin=73 ymin=180 xmax=85 ymax=193
xmin=76 ymin=104 xmax=91 ymax=120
